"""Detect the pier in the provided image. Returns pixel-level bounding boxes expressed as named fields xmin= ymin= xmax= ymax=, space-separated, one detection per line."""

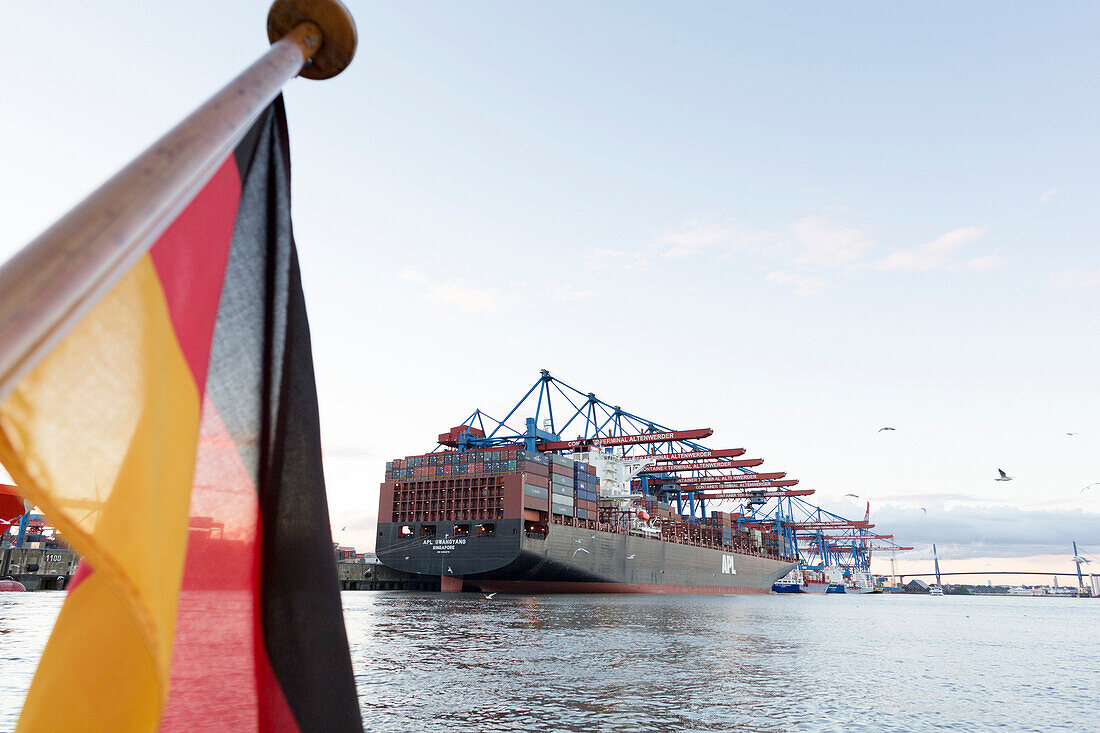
xmin=337 ymin=558 xmax=439 ymax=591
xmin=0 ymin=547 xmax=78 ymax=590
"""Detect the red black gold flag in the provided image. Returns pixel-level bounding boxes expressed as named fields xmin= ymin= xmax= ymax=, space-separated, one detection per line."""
xmin=0 ymin=97 xmax=361 ymax=731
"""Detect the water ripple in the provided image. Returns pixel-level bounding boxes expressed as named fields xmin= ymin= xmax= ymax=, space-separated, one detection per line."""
xmin=0 ymin=591 xmax=1096 ymax=731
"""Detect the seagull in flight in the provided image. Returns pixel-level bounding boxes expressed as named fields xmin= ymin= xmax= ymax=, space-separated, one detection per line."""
xmin=920 ymin=507 xmax=927 ymax=514
xmin=1082 ymin=483 xmax=1100 ymax=494
xmin=572 ymin=548 xmax=590 ymax=558
xmin=845 ymin=493 xmax=860 ymax=498
xmin=340 ymin=526 xmax=346 ymax=531
xmin=484 ymin=592 xmax=497 ymax=599
xmin=1066 ymin=432 xmax=1078 ymax=436
xmin=626 ymin=554 xmax=635 ymax=559
xmin=877 ymin=427 xmax=896 ymax=432
xmin=446 ymin=566 xmax=453 ymax=574
xmin=995 ymin=469 xmax=1013 ymax=482
xmin=575 ymin=539 xmax=583 ymax=544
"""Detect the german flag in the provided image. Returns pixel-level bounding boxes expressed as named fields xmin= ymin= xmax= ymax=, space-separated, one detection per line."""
xmin=0 ymin=98 xmax=361 ymax=731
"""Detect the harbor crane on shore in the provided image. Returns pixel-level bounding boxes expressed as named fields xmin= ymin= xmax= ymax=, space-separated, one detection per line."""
xmin=435 ymin=370 xmax=910 ymax=568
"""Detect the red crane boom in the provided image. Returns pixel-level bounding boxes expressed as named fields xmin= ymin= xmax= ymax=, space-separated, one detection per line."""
xmin=538 ymin=428 xmax=713 ymax=452
xmin=784 ymin=520 xmax=873 ymax=530
xmin=815 ymin=544 xmax=911 ymax=552
xmin=802 ymin=533 xmax=894 ymax=541
xmin=639 ymin=463 xmax=779 ymax=475
xmin=674 ymin=476 xmax=798 ymax=487
xmin=694 ymin=489 xmax=815 ymax=500
xmin=629 ymin=448 xmax=746 ymax=462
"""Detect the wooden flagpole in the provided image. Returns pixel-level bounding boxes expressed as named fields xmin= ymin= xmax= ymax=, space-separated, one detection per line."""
xmin=0 ymin=0 xmax=356 ymax=401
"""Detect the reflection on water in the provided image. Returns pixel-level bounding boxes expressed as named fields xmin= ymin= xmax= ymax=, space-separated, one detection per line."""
xmin=0 ymin=592 xmax=1097 ymax=731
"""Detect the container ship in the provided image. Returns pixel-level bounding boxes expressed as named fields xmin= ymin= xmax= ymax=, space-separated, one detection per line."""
xmin=375 ymin=372 xmax=804 ymax=594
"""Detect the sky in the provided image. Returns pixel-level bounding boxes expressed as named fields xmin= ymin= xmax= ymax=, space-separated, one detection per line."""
xmin=2 ymin=2 xmax=1098 ymax=583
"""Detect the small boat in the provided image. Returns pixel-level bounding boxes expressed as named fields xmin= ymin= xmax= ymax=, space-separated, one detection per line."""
xmin=929 ymin=586 xmax=944 ymax=596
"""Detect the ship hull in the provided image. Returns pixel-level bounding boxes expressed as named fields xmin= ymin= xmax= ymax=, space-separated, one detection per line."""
xmin=377 ymin=519 xmax=795 ymax=594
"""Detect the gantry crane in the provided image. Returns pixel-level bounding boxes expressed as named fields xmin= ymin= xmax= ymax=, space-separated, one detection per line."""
xmin=433 ymin=370 xmax=910 ymax=571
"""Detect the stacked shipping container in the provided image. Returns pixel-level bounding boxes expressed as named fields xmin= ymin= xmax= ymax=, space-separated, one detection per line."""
xmin=573 ymin=461 xmax=599 ymax=520
xmin=384 ymin=446 xmax=522 ymax=480
xmin=379 ymin=448 xmax=785 ymax=559
xmin=548 ymin=455 xmax=574 ymax=517
xmin=382 ymin=447 xmax=564 ymax=524
xmin=521 ymin=450 xmax=550 ymax=519
xmin=333 ymin=544 xmax=358 ymax=561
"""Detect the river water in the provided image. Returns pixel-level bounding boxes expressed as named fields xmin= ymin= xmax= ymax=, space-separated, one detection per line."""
xmin=0 ymin=591 xmax=1096 ymax=731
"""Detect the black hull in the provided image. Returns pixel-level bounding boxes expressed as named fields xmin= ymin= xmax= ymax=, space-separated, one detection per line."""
xmin=376 ymin=520 xmax=795 ymax=594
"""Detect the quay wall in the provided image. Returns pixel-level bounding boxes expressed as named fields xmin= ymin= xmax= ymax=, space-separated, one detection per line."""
xmin=0 ymin=547 xmax=79 ymax=590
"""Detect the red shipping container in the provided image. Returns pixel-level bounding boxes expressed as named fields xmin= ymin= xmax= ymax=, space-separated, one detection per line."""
xmin=502 ymin=474 xmax=524 ymax=519
xmin=519 ymin=462 xmax=549 ymax=477
xmin=379 ymin=481 xmax=395 ymax=518
xmin=524 ymin=474 xmax=549 ymax=489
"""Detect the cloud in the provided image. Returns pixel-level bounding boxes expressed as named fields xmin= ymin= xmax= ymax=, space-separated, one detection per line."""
xmin=874 ymin=225 xmax=993 ymax=271
xmin=399 ymin=265 xmax=512 ymax=313
xmin=584 ymin=216 xmax=877 ymax=295
xmin=1049 ymin=267 xmax=1100 ymax=290
xmin=782 ymin=215 xmax=875 ymax=268
xmin=871 ymin=504 xmax=1100 ymax=559
xmin=873 ymin=492 xmax=983 ymax=503
xmin=400 ymin=266 xmax=600 ymax=310
xmin=758 ymin=217 xmax=874 ymax=295
xmin=583 ymin=216 xmax=999 ymax=297
xmin=544 ymin=282 xmax=598 ymax=303
xmin=585 ymin=248 xmax=645 ymax=271
xmin=1039 ymin=188 xmax=1059 ymax=205
xmin=958 ymin=255 xmax=1003 ymax=272
xmin=655 ymin=221 xmax=734 ymax=259
xmin=398 ymin=265 xmax=428 ymax=284
xmin=765 ymin=271 xmax=827 ymax=297
xmin=586 ymin=221 xmax=740 ymax=270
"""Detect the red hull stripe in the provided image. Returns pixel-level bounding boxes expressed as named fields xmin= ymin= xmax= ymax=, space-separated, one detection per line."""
xmin=148 ymin=157 xmax=241 ymax=394
xmin=471 ymin=580 xmax=774 ymax=595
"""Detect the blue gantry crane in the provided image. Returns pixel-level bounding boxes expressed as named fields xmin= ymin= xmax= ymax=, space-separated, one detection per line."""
xmin=436 ymin=369 xmax=911 ymax=573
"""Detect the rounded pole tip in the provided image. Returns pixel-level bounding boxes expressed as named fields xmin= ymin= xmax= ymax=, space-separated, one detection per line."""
xmin=267 ymin=0 xmax=357 ymax=80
